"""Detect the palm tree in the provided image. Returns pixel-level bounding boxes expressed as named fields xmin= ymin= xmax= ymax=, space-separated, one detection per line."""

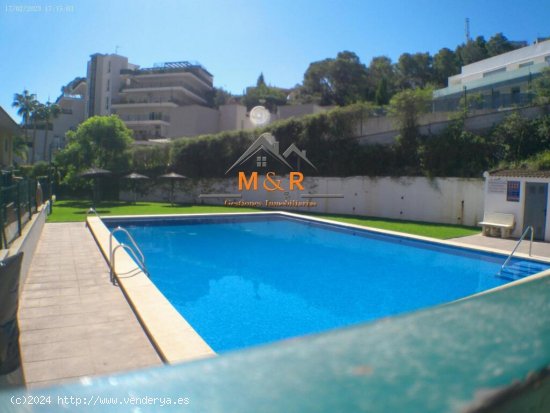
xmin=12 ymin=135 xmax=29 ymax=163
xmin=41 ymin=102 xmax=61 ymax=162
xmin=12 ymin=90 xmax=38 ymax=162
xmin=30 ymin=103 xmax=46 ymax=163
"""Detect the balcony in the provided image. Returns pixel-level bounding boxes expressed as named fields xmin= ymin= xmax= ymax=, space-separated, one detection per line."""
xmin=120 ymin=81 xmax=207 ymax=104
xmin=118 ymin=113 xmax=170 ymax=126
xmin=111 ymin=98 xmax=179 ymax=109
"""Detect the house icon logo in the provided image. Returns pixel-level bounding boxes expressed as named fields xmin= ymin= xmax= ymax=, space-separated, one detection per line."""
xmin=225 ymin=133 xmax=316 ymax=175
xmin=198 ymin=131 xmax=340 ymax=205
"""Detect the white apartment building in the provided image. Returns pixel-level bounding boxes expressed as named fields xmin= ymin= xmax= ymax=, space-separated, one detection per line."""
xmin=434 ymin=39 xmax=550 ymax=111
xmin=87 ymin=55 xmax=217 ymax=139
xmin=24 ymin=78 xmax=87 ymax=163
xmin=53 ymin=78 xmax=87 ymax=151
xmin=27 ymin=53 xmax=327 ymax=162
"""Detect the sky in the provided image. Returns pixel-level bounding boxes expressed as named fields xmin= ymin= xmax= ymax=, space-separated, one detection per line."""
xmin=1 ymin=0 xmax=549 ymax=121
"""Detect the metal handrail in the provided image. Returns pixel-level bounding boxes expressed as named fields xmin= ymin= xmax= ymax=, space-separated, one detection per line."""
xmin=109 ymin=226 xmax=148 ymax=284
xmin=87 ymin=207 xmax=100 ymax=217
xmin=499 ymin=226 xmax=534 ymax=275
xmin=110 ymin=227 xmax=145 ymax=264
xmin=86 ymin=207 xmax=101 ymax=219
xmin=111 ymin=243 xmax=148 ymax=284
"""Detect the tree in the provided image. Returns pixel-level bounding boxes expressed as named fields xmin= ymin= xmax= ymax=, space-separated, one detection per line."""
xmin=486 ymin=33 xmax=515 ymax=57
xmin=206 ymin=87 xmax=234 ymax=108
xmin=396 ymin=52 xmax=433 ymax=89
xmin=29 ymin=102 xmax=46 ymax=163
xmin=55 ymin=115 xmax=134 ymax=186
xmin=301 ymin=58 xmax=333 ymax=104
xmin=532 ymin=67 xmax=550 ymax=106
xmin=242 ymin=80 xmax=287 ymax=112
xmin=389 ymin=87 xmax=433 ymax=166
xmin=301 ymin=51 xmax=369 ymax=106
xmin=41 ymin=102 xmax=61 ymax=162
xmin=12 ymin=134 xmax=29 ymax=162
xmin=375 ymin=77 xmax=390 ymax=105
xmin=456 ymin=36 xmax=488 ymax=65
xmin=433 ymin=48 xmax=460 ymax=86
xmin=494 ymin=111 xmax=539 ymax=162
xmin=12 ymin=90 xmax=38 ymax=161
xmin=421 ymin=119 xmax=496 ymax=177
xmin=367 ymin=56 xmax=396 ymax=102
xmin=256 ymin=73 xmax=266 ymax=87
xmin=330 ymin=51 xmax=369 ymax=105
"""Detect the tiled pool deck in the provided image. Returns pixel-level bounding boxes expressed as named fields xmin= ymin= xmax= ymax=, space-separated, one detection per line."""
xmin=16 ymin=220 xmax=550 ymax=388
xmin=18 ymin=223 xmax=162 ymax=387
xmin=450 ymin=233 xmax=550 ymax=258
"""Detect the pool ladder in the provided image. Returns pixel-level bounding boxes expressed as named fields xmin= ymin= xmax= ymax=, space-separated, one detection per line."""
xmin=498 ymin=226 xmax=533 ymax=276
xmin=109 ymin=226 xmax=149 ymax=284
xmin=86 ymin=209 xmax=149 ymax=284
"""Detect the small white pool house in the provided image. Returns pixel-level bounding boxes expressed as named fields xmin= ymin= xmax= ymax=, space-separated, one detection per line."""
xmin=483 ymin=170 xmax=550 ymax=241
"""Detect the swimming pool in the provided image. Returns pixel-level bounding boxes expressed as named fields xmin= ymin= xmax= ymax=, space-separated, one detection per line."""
xmin=106 ymin=213 xmax=549 ymax=353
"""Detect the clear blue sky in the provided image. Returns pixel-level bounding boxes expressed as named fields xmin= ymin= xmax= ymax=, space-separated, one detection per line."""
xmin=1 ymin=0 xmax=549 ymax=121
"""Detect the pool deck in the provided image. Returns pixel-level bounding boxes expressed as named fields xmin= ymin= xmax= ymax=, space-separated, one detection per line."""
xmin=18 ymin=222 xmax=162 ymax=387
xmin=449 ymin=233 xmax=550 ymax=259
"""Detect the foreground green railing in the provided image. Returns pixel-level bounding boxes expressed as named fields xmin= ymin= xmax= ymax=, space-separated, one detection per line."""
xmin=1 ymin=274 xmax=550 ymax=412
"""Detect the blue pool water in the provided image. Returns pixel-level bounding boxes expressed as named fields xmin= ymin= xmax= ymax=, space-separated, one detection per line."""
xmin=107 ymin=214 xmax=549 ymax=352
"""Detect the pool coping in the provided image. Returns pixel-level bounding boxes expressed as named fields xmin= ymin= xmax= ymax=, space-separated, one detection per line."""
xmin=86 ymin=216 xmax=216 ymax=364
xmin=86 ymin=211 xmax=550 ymax=363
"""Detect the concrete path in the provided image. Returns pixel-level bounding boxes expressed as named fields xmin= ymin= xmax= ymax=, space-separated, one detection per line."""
xmin=18 ymin=223 xmax=162 ymax=388
xmin=450 ymin=233 xmax=550 ymax=259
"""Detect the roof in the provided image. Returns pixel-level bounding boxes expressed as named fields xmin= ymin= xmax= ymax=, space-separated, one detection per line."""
xmin=0 ymin=106 xmax=20 ymax=135
xmin=120 ymin=60 xmax=213 ymax=84
xmin=489 ymin=169 xmax=550 ymax=178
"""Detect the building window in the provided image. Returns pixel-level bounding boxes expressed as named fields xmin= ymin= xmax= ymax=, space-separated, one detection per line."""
xmin=483 ymin=67 xmax=506 ymax=78
xmin=107 ymin=79 xmax=110 ymax=91
xmin=519 ymin=61 xmax=534 ymax=68
xmin=256 ymin=156 xmax=267 ymax=168
xmin=108 ymin=60 xmax=111 ymax=73
xmin=105 ymin=97 xmax=109 ymax=110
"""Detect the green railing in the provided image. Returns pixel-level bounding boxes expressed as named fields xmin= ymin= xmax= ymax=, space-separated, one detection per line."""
xmin=2 ymin=271 xmax=550 ymax=411
xmin=0 ymin=176 xmax=53 ymax=249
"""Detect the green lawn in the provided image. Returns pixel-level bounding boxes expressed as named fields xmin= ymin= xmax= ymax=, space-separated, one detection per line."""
xmin=304 ymin=213 xmax=479 ymax=239
xmin=48 ymin=199 xmax=479 ymax=239
xmin=47 ymin=200 xmax=262 ymax=222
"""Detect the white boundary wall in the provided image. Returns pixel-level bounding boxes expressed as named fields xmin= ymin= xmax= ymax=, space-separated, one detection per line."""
xmin=121 ymin=176 xmax=484 ymax=227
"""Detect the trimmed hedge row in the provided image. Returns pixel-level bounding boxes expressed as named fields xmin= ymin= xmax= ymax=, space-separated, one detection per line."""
xmin=62 ymin=105 xmax=550 ymax=202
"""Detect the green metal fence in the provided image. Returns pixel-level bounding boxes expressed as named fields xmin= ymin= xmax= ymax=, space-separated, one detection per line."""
xmin=0 ymin=176 xmax=52 ymax=249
